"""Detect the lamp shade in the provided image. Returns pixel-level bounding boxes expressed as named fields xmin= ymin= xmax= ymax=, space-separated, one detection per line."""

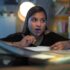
xmin=18 ymin=2 xmax=35 ymax=21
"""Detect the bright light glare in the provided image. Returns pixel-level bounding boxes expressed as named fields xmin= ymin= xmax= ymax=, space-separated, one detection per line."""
xmin=19 ymin=2 xmax=35 ymax=17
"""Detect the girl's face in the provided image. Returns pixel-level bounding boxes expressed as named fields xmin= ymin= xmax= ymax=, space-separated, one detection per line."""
xmin=28 ymin=12 xmax=47 ymax=37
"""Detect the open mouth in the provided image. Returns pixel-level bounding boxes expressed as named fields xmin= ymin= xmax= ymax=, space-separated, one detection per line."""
xmin=35 ymin=28 xmax=41 ymax=33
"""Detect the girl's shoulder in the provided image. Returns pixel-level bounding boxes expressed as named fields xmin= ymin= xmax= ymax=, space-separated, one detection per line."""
xmin=0 ymin=32 xmax=24 ymax=42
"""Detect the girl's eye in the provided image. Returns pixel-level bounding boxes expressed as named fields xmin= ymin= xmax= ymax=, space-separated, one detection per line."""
xmin=41 ymin=19 xmax=47 ymax=23
xmin=31 ymin=17 xmax=37 ymax=22
xmin=30 ymin=17 xmax=47 ymax=23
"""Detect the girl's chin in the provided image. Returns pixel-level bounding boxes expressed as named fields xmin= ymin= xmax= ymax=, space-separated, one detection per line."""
xmin=34 ymin=33 xmax=42 ymax=37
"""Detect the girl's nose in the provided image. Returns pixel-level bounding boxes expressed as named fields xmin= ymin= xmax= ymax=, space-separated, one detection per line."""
xmin=36 ymin=21 xmax=41 ymax=27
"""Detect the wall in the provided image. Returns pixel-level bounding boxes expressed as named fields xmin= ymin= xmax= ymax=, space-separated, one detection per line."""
xmin=0 ymin=13 xmax=16 ymax=38
xmin=0 ymin=0 xmax=18 ymax=38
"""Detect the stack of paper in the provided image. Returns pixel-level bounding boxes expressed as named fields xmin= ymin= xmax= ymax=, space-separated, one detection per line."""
xmin=24 ymin=46 xmax=50 ymax=52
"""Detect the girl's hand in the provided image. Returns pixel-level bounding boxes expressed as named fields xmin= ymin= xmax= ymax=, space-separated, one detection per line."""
xmin=51 ymin=41 xmax=70 ymax=50
xmin=18 ymin=35 xmax=36 ymax=47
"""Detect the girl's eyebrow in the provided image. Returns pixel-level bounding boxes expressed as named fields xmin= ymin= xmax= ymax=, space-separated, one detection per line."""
xmin=31 ymin=16 xmax=46 ymax=19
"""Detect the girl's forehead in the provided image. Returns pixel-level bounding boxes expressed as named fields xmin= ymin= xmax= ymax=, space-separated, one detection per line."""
xmin=31 ymin=12 xmax=46 ymax=18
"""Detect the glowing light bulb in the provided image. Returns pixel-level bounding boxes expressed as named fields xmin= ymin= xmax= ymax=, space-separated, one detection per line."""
xmin=18 ymin=2 xmax=35 ymax=21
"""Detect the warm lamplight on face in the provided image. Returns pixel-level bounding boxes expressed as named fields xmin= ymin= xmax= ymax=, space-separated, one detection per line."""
xmin=18 ymin=2 xmax=35 ymax=21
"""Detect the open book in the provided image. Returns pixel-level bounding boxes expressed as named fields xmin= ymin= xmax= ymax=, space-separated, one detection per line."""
xmin=0 ymin=41 xmax=50 ymax=57
xmin=0 ymin=41 xmax=70 ymax=64
xmin=24 ymin=46 xmax=50 ymax=52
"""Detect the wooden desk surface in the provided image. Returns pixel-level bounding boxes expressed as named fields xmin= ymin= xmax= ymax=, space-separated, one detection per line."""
xmin=0 ymin=64 xmax=70 ymax=70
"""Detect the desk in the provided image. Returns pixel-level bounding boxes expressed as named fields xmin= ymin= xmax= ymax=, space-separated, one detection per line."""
xmin=0 ymin=64 xmax=70 ymax=70
xmin=0 ymin=41 xmax=70 ymax=68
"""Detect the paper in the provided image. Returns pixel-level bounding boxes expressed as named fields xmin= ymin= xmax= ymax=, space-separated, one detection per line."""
xmin=24 ymin=46 xmax=50 ymax=52
xmin=31 ymin=53 xmax=55 ymax=59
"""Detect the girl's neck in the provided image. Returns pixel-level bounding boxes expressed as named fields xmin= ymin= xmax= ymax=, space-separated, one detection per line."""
xmin=34 ymin=35 xmax=44 ymax=46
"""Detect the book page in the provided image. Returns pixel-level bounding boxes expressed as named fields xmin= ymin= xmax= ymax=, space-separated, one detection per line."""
xmin=24 ymin=46 xmax=50 ymax=52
